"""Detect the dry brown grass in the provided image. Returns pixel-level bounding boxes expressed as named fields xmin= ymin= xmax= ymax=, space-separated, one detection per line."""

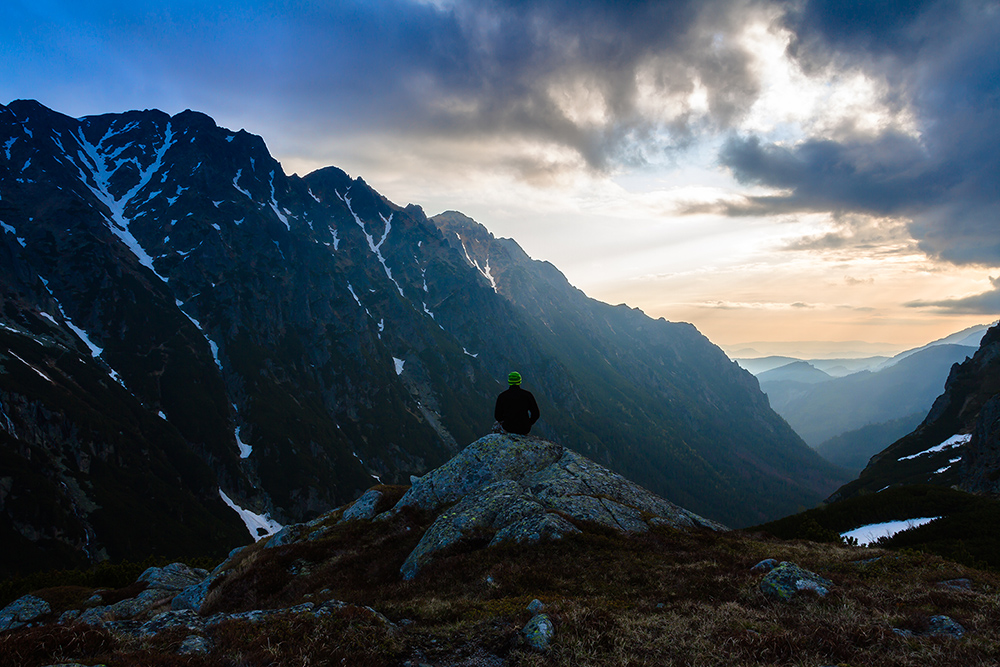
xmin=4 ymin=519 xmax=1000 ymax=666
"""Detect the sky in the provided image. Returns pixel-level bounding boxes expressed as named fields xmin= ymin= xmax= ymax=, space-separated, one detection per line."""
xmin=2 ymin=0 xmax=999 ymax=357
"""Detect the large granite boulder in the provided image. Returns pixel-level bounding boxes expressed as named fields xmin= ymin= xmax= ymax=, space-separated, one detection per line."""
xmin=387 ymin=434 xmax=727 ymax=579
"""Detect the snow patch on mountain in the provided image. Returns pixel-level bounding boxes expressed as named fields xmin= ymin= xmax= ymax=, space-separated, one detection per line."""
xmin=0 ymin=221 xmax=25 ymax=247
xmin=235 ymin=426 xmax=252 ymax=459
xmin=898 ymin=434 xmax=971 ymax=461
xmin=219 ymin=489 xmax=281 ymax=540
xmin=393 ymin=357 xmax=405 ymax=375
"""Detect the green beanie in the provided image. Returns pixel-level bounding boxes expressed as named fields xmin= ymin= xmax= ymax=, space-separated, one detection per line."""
xmin=508 ymin=371 xmax=522 ymax=385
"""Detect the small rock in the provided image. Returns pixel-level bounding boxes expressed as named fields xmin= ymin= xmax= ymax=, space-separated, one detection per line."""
xmin=938 ymin=578 xmax=973 ymax=591
xmin=138 ymin=609 xmax=206 ymax=637
xmin=177 ymin=634 xmax=212 ymax=655
xmin=759 ymin=562 xmax=832 ymax=601
xmin=893 ymin=615 xmax=966 ymax=639
xmin=58 ymin=609 xmax=81 ymax=624
xmin=751 ymin=558 xmax=778 ymax=573
xmin=522 ymin=613 xmax=555 ymax=651
xmin=850 ymin=557 xmax=883 ymax=567
xmin=0 ymin=594 xmax=51 ymax=631
xmin=526 ymin=599 xmax=545 ymax=614
xmin=138 ymin=562 xmax=209 ymax=592
xmin=928 ymin=615 xmax=965 ymax=638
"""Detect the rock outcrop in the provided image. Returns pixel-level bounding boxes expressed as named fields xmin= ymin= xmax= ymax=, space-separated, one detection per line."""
xmin=374 ymin=434 xmax=727 ymax=579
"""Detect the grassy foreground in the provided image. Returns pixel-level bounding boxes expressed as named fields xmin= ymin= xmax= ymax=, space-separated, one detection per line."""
xmin=2 ymin=497 xmax=999 ymax=666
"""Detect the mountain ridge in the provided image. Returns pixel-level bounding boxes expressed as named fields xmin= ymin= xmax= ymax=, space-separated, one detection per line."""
xmin=1 ymin=100 xmax=844 ymax=575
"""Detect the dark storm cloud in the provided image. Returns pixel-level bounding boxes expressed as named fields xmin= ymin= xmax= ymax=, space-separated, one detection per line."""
xmin=717 ymin=0 xmax=1000 ymax=267
xmin=324 ymin=0 xmax=770 ymax=172
xmin=906 ymin=278 xmax=1000 ymax=314
xmin=2 ymin=0 xmax=770 ymax=174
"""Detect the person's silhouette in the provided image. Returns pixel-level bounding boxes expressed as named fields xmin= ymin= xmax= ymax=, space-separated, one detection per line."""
xmin=493 ymin=371 xmax=539 ymax=435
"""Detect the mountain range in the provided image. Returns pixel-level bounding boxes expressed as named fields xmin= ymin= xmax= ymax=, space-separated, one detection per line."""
xmin=0 ymin=100 xmax=847 ymax=576
xmin=743 ymin=327 xmax=991 ymax=473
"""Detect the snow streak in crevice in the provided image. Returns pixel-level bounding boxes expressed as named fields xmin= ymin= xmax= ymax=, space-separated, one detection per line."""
xmin=8 ymin=350 xmax=53 ymax=383
xmin=268 ymin=170 xmax=290 ymax=230
xmin=39 ymin=277 xmax=126 ymax=386
xmin=232 ymin=169 xmax=252 ymax=199
xmin=175 ymin=299 xmax=223 ymax=370
xmin=336 ymin=190 xmax=405 ymax=297
xmin=70 ymin=120 xmax=175 ymax=282
xmin=351 ymin=451 xmax=383 ymax=483
xmin=456 ymin=234 xmax=497 ymax=292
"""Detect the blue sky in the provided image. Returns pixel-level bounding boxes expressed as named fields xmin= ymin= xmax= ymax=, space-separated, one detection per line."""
xmin=3 ymin=0 xmax=998 ymax=355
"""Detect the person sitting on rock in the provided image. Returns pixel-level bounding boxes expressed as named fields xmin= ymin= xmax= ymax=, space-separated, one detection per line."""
xmin=493 ymin=371 xmax=540 ymax=435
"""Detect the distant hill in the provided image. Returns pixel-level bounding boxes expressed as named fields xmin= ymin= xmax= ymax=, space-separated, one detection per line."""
xmin=760 ymin=344 xmax=977 ymax=446
xmin=737 ymin=355 xmax=889 ymax=377
xmin=815 ymin=413 xmax=926 ymax=474
xmin=756 ymin=361 xmax=831 ymax=385
xmin=875 ymin=323 xmax=993 ymax=371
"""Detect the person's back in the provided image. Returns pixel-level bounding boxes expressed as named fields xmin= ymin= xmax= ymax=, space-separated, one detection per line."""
xmin=494 ymin=371 xmax=539 ymax=435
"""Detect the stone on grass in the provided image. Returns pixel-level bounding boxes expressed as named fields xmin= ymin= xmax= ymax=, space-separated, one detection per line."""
xmin=938 ymin=578 xmax=972 ymax=591
xmin=527 ymin=599 xmax=545 ymax=614
xmin=928 ymin=615 xmax=965 ymax=638
xmin=759 ymin=562 xmax=832 ymax=601
xmin=177 ymin=634 xmax=213 ymax=655
xmin=523 ymin=613 xmax=554 ymax=651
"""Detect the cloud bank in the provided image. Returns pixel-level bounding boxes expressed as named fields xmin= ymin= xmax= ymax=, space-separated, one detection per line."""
xmin=719 ymin=0 xmax=1000 ymax=270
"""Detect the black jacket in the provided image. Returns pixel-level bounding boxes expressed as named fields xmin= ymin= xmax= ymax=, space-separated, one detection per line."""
xmin=494 ymin=385 xmax=540 ymax=435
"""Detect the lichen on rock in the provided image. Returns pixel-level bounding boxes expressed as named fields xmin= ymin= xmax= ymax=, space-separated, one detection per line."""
xmin=394 ymin=434 xmax=726 ymax=579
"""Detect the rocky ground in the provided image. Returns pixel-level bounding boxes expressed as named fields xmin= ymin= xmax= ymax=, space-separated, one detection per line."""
xmin=1 ymin=435 xmax=998 ymax=666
